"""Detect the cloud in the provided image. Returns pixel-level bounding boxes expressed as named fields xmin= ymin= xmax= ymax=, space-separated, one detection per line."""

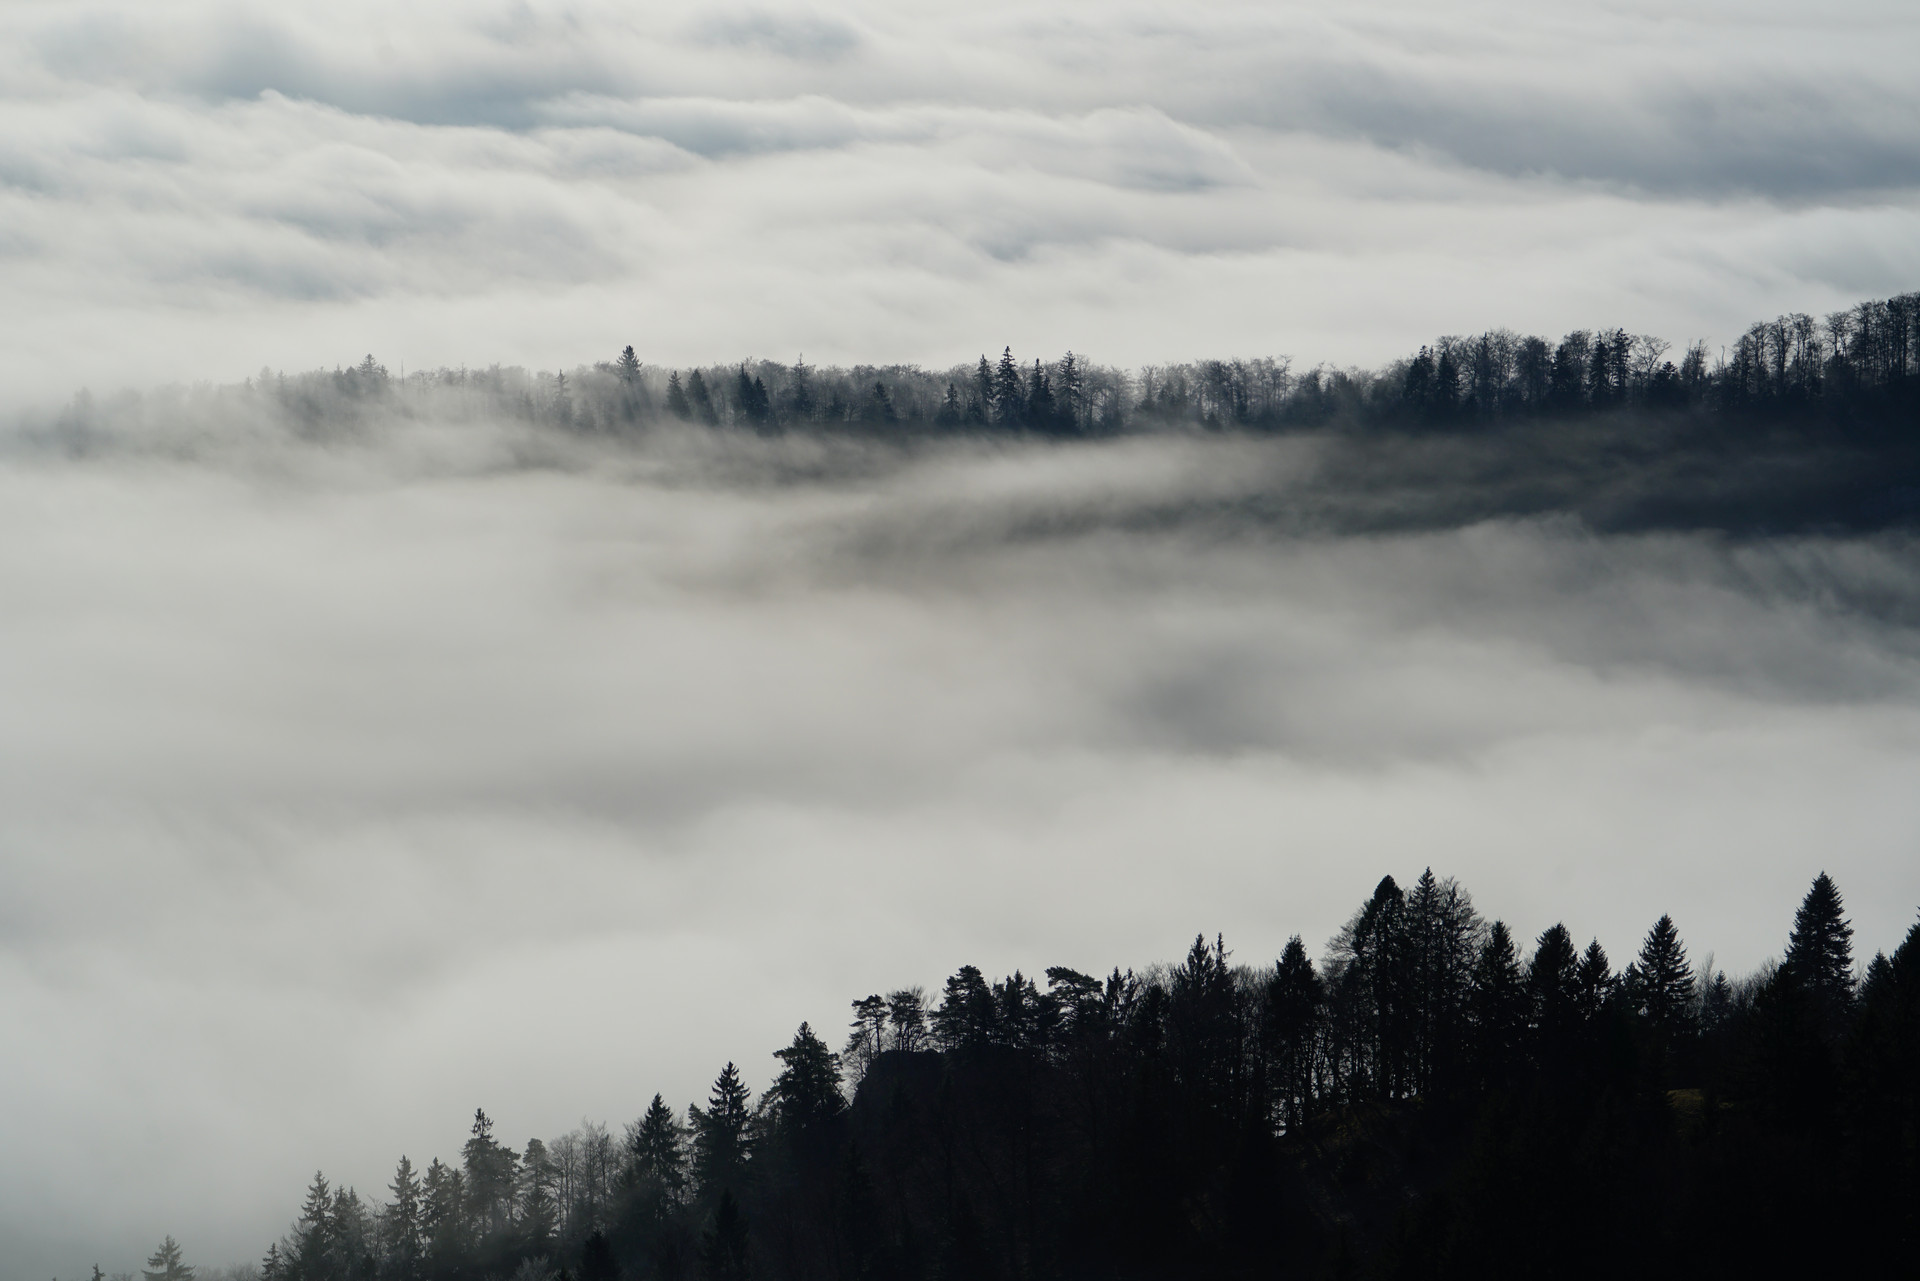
xmin=4 ymin=419 xmax=1920 ymax=1276
xmin=3 ymin=1 xmax=1920 ymax=403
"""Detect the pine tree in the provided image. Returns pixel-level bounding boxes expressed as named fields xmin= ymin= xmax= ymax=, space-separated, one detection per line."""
xmin=667 ymin=371 xmax=692 ymax=419
xmin=932 ymin=965 xmax=997 ymax=1051
xmin=1575 ymin=939 xmax=1615 ymax=1022
xmin=616 ymin=345 xmax=641 ymax=384
xmin=1471 ymin=921 xmax=1527 ymax=1084
xmin=627 ymin=1092 xmax=689 ymax=1203
xmin=885 ymin=988 xmax=928 ymax=1051
xmin=1262 ymin=936 xmax=1322 ymax=1131
xmin=1628 ymin=915 xmax=1697 ymax=1087
xmin=771 ymin=1022 xmax=844 ymax=1131
xmin=691 ymin=1063 xmax=753 ymax=1200
xmin=845 ymin=995 xmax=888 ymax=1082
xmin=520 ymin=1137 xmax=559 ymax=1255
xmin=686 ymin=369 xmax=719 ymax=425
xmin=380 ymin=1155 xmax=423 ymax=1281
xmin=993 ymin=347 xmax=1024 ymax=429
xmin=1529 ymin=923 xmax=1581 ymax=1056
xmin=1784 ymin=872 xmax=1855 ymax=1040
xmin=141 ymin=1236 xmax=194 ymax=1281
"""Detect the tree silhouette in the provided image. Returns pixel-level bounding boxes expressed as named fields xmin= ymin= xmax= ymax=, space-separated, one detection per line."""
xmin=141 ymin=1236 xmax=194 ymax=1281
xmin=1784 ymin=872 xmax=1855 ymax=1041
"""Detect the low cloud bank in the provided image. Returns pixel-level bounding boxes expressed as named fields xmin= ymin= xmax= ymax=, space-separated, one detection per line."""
xmin=2 ymin=404 xmax=1918 ymax=1276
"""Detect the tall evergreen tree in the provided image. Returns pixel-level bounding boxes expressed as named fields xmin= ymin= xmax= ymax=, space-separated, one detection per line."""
xmin=627 ymin=1092 xmax=689 ymax=1203
xmin=1783 ymin=872 xmax=1855 ymax=1040
xmin=1262 ymin=936 xmax=1322 ymax=1131
xmin=1575 ymin=939 xmax=1615 ymax=1023
xmin=141 ymin=1236 xmax=194 ymax=1281
xmin=380 ymin=1155 xmax=423 ymax=1281
xmin=770 ymin=1022 xmax=845 ymax=1132
xmin=1529 ymin=923 xmax=1582 ymax=1062
xmin=691 ymin=1063 xmax=754 ymax=1200
xmin=686 ymin=370 xmax=719 ymax=425
xmin=993 ymin=347 xmax=1024 ymax=429
xmin=667 ymin=371 xmax=692 ymax=419
xmin=1470 ymin=921 xmax=1527 ymax=1084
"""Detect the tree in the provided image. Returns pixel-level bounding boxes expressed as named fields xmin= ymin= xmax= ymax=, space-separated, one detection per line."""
xmin=627 ymin=1092 xmax=689 ymax=1204
xmin=1784 ymin=872 xmax=1855 ymax=1040
xmin=141 ymin=1236 xmax=194 ymax=1281
xmin=462 ymin=1108 xmax=518 ymax=1240
xmin=380 ymin=1155 xmax=423 ymax=1279
xmin=668 ymin=371 xmax=692 ymax=419
xmin=1629 ymin=915 xmax=1696 ymax=1082
xmin=521 ymin=1137 xmax=559 ymax=1255
xmin=845 ymin=995 xmax=888 ymax=1082
xmin=1575 ymin=939 xmax=1615 ymax=1023
xmin=886 ymin=988 xmax=928 ymax=1051
xmin=616 ymin=345 xmax=642 ymax=385
xmin=1470 ymin=921 xmax=1527 ymax=1084
xmin=993 ymin=347 xmax=1024 ymax=429
xmin=1262 ymin=936 xmax=1322 ymax=1130
xmin=1529 ymin=923 xmax=1582 ymax=1064
xmin=686 ymin=370 xmax=719 ymax=425
xmin=691 ymin=1063 xmax=753 ymax=1199
xmin=932 ymin=965 xmax=997 ymax=1051
xmin=771 ymin=1022 xmax=844 ymax=1131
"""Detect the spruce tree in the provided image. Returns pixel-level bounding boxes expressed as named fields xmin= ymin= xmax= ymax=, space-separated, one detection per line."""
xmin=691 ymin=1063 xmax=753 ymax=1200
xmin=380 ymin=1155 xmax=423 ymax=1281
xmin=1471 ymin=921 xmax=1527 ymax=1084
xmin=1262 ymin=936 xmax=1322 ymax=1130
xmin=1575 ymin=939 xmax=1614 ymax=1022
xmin=1784 ymin=872 xmax=1855 ymax=1040
xmin=1529 ymin=923 xmax=1582 ymax=1063
xmin=628 ymin=1092 xmax=689 ymax=1203
xmin=667 ymin=371 xmax=692 ymax=419
xmin=616 ymin=345 xmax=641 ymax=384
xmin=1633 ymin=915 xmax=1696 ymax=1037
xmin=141 ymin=1236 xmax=194 ymax=1281
xmin=701 ymin=1189 xmax=751 ymax=1281
xmin=770 ymin=1022 xmax=844 ymax=1131
xmin=993 ymin=347 xmax=1024 ymax=428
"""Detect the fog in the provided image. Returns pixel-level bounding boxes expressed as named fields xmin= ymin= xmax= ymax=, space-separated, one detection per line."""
xmin=3 ymin=405 xmax=1918 ymax=1276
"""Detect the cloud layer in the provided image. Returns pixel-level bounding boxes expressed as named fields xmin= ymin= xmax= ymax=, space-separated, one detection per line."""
xmin=4 ymin=0 xmax=1920 ymax=402
xmin=3 ymin=415 xmax=1919 ymax=1275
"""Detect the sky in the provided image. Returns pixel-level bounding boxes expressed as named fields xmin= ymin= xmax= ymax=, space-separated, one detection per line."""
xmin=3 ymin=1 xmax=1920 ymax=1277
xmin=4 ymin=0 xmax=1920 ymax=402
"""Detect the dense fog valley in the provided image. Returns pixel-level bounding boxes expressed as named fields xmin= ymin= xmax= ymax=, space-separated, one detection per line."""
xmin=5 ymin=320 xmax=1919 ymax=1275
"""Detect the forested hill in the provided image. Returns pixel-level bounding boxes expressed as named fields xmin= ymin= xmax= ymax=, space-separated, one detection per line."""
xmin=38 ymin=291 xmax=1920 ymax=536
xmin=139 ymin=872 xmax=1918 ymax=1281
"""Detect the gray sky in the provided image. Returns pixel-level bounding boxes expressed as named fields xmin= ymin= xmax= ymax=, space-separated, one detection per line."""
xmin=4 ymin=0 xmax=1920 ymax=401
xmin=4 ymin=2 xmax=1920 ymax=1277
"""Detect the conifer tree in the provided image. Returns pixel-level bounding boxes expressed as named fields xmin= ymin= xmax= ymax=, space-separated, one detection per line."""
xmin=1633 ymin=915 xmax=1696 ymax=1038
xmin=845 ymin=995 xmax=888 ymax=1082
xmin=667 ymin=371 xmax=692 ymax=419
xmin=380 ymin=1155 xmax=423 ymax=1281
xmin=141 ymin=1236 xmax=194 ymax=1281
xmin=686 ymin=370 xmax=719 ymax=425
xmin=1784 ymin=872 xmax=1855 ymax=1040
xmin=771 ymin=1022 xmax=845 ymax=1131
xmin=1575 ymin=939 xmax=1615 ymax=1022
xmin=616 ymin=345 xmax=641 ymax=384
xmin=993 ymin=347 xmax=1024 ymax=429
xmin=691 ymin=1063 xmax=754 ymax=1200
xmin=1262 ymin=936 xmax=1322 ymax=1130
xmin=628 ymin=1092 xmax=689 ymax=1203
xmin=1470 ymin=921 xmax=1527 ymax=1084
xmin=1529 ymin=924 xmax=1581 ymax=1045
xmin=886 ymin=987 xmax=929 ymax=1051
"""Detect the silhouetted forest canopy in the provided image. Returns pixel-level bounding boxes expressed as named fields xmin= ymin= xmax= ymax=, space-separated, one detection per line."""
xmin=34 ymin=290 xmax=1920 ymax=535
xmin=117 ymin=871 xmax=1920 ymax=1281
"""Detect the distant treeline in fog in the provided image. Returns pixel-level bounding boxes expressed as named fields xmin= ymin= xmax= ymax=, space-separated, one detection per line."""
xmin=123 ymin=872 xmax=1918 ymax=1281
xmin=38 ymin=291 xmax=1920 ymax=535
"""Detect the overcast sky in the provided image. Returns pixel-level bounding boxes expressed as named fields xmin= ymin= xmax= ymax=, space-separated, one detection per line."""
xmin=4 ymin=2 xmax=1920 ymax=1278
xmin=5 ymin=0 xmax=1920 ymax=402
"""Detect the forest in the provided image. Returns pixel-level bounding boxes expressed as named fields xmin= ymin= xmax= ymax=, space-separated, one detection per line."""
xmin=37 ymin=290 xmax=1920 ymax=537
xmin=118 ymin=871 xmax=1918 ymax=1281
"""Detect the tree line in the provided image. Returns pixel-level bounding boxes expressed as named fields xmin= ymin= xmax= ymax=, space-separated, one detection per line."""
xmin=212 ymin=289 xmax=1916 ymax=441
xmin=124 ymin=870 xmax=1920 ymax=1279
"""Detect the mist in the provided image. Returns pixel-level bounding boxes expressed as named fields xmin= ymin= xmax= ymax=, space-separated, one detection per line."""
xmin=4 ymin=392 xmax=1918 ymax=1277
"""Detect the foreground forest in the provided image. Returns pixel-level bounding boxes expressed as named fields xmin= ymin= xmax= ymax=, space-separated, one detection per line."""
xmin=123 ymin=871 xmax=1918 ymax=1281
xmin=36 ymin=290 xmax=1920 ymax=536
